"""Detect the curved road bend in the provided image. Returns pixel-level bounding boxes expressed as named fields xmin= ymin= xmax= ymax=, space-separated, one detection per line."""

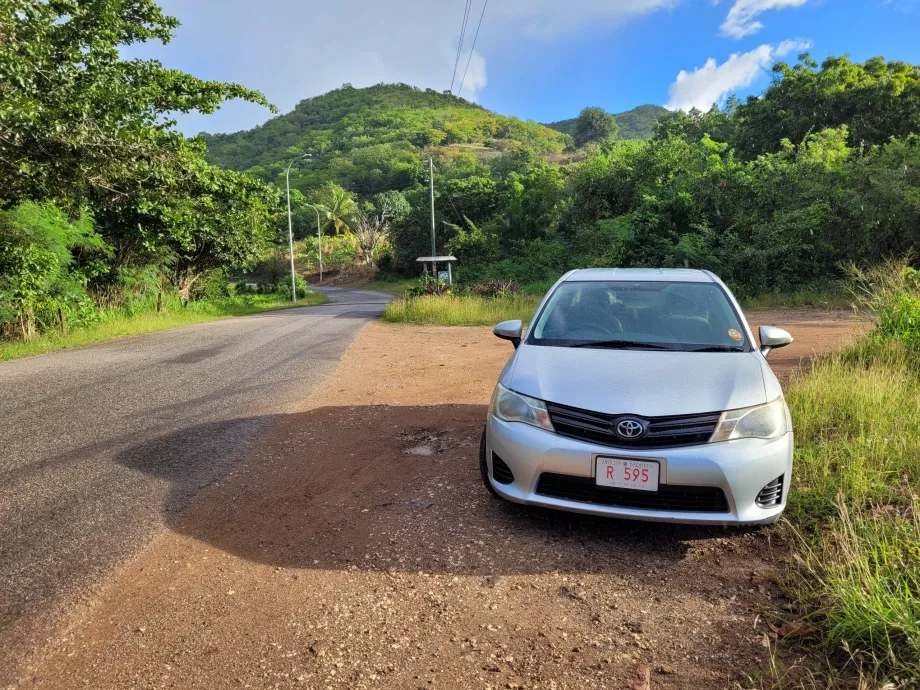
xmin=0 ymin=287 xmax=391 ymax=679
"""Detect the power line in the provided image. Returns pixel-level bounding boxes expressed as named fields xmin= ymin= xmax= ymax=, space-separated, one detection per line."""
xmin=449 ymin=0 xmax=473 ymax=94
xmin=457 ymin=0 xmax=489 ymax=98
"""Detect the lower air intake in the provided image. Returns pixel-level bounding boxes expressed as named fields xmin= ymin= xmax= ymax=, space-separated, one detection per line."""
xmin=491 ymin=453 xmax=515 ymax=485
xmin=756 ymin=475 xmax=784 ymax=508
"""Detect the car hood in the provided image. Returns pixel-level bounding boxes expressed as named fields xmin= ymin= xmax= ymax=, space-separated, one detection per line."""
xmin=504 ymin=344 xmax=768 ymax=417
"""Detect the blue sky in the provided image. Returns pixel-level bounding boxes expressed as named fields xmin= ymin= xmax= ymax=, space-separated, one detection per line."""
xmin=135 ymin=0 xmax=920 ymax=135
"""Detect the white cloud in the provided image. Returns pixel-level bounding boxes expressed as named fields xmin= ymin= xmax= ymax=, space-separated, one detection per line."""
xmin=127 ymin=0 xmax=683 ymax=134
xmin=666 ymin=39 xmax=810 ymax=112
xmin=720 ymin=0 xmax=809 ymax=39
xmin=452 ymin=50 xmax=488 ymax=101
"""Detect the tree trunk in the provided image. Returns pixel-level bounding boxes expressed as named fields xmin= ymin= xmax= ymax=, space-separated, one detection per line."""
xmin=177 ymin=271 xmax=201 ymax=307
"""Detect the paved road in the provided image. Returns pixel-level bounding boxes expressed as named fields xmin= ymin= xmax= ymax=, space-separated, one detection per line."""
xmin=0 ymin=287 xmax=391 ymax=677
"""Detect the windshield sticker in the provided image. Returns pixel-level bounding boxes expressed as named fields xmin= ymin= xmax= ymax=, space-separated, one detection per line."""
xmin=728 ymin=329 xmax=743 ymax=341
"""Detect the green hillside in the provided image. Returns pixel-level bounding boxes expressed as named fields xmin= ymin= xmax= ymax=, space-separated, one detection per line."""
xmin=546 ymin=104 xmax=668 ymax=140
xmin=201 ymin=83 xmax=570 ymax=195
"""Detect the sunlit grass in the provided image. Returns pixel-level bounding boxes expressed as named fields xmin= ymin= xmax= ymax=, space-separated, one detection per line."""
xmin=0 ymin=291 xmax=328 ymax=361
xmin=782 ymin=337 xmax=920 ymax=684
xmin=382 ymin=294 xmax=541 ymax=326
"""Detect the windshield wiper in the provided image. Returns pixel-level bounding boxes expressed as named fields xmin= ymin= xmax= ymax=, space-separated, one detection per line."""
xmin=690 ymin=346 xmax=744 ymax=352
xmin=570 ymin=339 xmax=673 ymax=350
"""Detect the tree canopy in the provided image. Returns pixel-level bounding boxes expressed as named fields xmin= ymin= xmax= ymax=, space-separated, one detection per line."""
xmin=0 ymin=0 xmax=280 ymax=337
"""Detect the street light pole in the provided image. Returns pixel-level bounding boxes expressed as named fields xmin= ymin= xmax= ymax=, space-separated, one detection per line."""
xmin=304 ymin=203 xmax=323 ymax=283
xmin=285 ymin=153 xmax=311 ymax=301
xmin=428 ymin=157 xmax=436 ymax=278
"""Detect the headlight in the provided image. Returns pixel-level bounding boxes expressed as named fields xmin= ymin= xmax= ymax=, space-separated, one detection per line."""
xmin=490 ymin=383 xmax=554 ymax=432
xmin=710 ymin=397 xmax=787 ymax=442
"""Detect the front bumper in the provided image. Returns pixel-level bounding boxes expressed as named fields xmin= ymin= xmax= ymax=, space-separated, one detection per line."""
xmin=485 ymin=414 xmax=793 ymax=525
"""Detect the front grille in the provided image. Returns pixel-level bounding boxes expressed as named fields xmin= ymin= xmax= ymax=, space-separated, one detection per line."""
xmin=491 ymin=453 xmax=515 ymax=484
xmin=756 ymin=475 xmax=784 ymax=507
xmin=546 ymin=402 xmax=721 ymax=449
xmin=536 ymin=473 xmax=730 ymax=513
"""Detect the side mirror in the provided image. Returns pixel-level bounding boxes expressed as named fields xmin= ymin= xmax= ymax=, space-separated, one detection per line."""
xmin=759 ymin=326 xmax=793 ymax=358
xmin=494 ymin=320 xmax=523 ymax=349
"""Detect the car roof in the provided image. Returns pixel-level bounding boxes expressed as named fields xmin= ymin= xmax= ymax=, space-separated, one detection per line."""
xmin=562 ymin=268 xmax=715 ymax=283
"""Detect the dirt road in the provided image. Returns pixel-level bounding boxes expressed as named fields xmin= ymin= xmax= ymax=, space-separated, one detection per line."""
xmin=11 ymin=309 xmax=864 ymax=689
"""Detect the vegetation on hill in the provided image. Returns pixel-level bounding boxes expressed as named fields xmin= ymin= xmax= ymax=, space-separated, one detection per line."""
xmin=546 ymin=104 xmax=668 ymax=140
xmin=201 ymin=83 xmax=570 ymax=196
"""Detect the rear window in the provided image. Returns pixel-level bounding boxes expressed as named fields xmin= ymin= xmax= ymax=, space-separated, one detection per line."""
xmin=529 ymin=280 xmax=751 ymax=352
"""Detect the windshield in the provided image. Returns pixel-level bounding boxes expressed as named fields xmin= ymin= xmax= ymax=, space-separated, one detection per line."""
xmin=529 ymin=280 xmax=751 ymax=351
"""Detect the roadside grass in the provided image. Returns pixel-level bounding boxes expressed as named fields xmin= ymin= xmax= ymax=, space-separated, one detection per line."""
xmin=782 ymin=335 xmax=920 ymax=684
xmin=0 ymin=291 xmax=328 ymax=361
xmin=741 ymin=287 xmax=852 ymax=311
xmin=383 ymin=294 xmax=542 ymax=326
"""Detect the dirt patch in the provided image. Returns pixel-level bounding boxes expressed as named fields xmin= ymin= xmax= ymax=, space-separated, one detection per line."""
xmin=748 ymin=309 xmax=867 ymax=380
xmin=15 ymin=311 xmax=863 ymax=689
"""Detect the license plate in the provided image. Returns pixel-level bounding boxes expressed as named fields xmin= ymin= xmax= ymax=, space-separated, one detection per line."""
xmin=596 ymin=457 xmax=660 ymax=492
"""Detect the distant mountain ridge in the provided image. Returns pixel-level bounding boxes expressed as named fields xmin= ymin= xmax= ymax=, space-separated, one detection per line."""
xmin=546 ymin=104 xmax=669 ymax=140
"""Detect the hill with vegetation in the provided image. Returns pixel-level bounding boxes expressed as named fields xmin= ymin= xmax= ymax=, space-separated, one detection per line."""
xmin=546 ymin=104 xmax=668 ymax=140
xmin=201 ymin=83 xmax=570 ymax=196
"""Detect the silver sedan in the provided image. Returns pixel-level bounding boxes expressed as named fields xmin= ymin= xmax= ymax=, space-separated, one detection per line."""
xmin=481 ymin=268 xmax=794 ymax=525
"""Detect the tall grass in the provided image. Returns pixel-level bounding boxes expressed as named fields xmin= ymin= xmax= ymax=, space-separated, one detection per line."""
xmin=383 ymin=294 xmax=542 ymax=326
xmin=781 ymin=261 xmax=920 ymax=685
xmin=740 ymin=287 xmax=853 ymax=311
xmin=0 ymin=291 xmax=327 ymax=361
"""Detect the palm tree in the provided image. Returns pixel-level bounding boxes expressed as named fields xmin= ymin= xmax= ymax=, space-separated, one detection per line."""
xmin=316 ymin=183 xmax=357 ymax=235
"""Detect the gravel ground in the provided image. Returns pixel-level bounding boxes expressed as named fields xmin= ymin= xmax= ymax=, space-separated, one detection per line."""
xmin=11 ymin=309 xmax=864 ymax=689
xmin=0 ymin=288 xmax=392 ymax=684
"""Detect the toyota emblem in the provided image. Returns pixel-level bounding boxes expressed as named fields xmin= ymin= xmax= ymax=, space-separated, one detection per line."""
xmin=615 ymin=418 xmax=646 ymax=439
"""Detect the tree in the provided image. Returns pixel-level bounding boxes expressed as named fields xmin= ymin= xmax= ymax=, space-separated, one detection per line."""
xmin=352 ymin=191 xmax=410 ymax=265
xmin=0 ymin=0 xmax=274 ymax=210
xmin=315 ymin=183 xmax=357 ymax=235
xmin=0 ymin=202 xmax=108 ymax=338
xmin=573 ymin=107 xmax=619 ymax=147
xmin=353 ymin=214 xmax=389 ymax=266
xmin=94 ymin=138 xmax=281 ymax=302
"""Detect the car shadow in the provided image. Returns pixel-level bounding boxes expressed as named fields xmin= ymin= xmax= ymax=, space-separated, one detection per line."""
xmin=115 ymin=403 xmax=757 ymax=578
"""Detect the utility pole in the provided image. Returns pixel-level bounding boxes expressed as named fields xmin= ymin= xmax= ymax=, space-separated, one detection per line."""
xmin=429 ymin=157 xmax=436 ymax=278
xmin=305 ymin=203 xmax=323 ymax=283
xmin=285 ymin=152 xmax=311 ymax=301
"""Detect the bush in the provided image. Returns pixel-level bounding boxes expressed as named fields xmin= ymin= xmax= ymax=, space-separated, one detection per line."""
xmin=405 ymin=275 xmax=450 ymax=297
xmin=470 ymin=279 xmax=521 ymax=298
xmin=278 ymin=273 xmax=308 ymax=300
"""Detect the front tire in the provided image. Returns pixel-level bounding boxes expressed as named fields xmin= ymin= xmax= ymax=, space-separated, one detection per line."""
xmin=479 ymin=427 xmax=499 ymax=497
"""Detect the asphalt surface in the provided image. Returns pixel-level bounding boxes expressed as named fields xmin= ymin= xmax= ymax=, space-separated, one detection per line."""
xmin=0 ymin=287 xmax=391 ymax=678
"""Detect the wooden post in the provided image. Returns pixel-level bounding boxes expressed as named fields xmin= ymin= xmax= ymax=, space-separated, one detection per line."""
xmin=57 ymin=307 xmax=65 ymax=333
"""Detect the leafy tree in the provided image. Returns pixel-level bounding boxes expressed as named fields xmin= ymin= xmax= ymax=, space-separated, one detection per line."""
xmin=0 ymin=202 xmax=108 ymax=338
xmin=573 ymin=107 xmax=619 ymax=147
xmin=314 ymin=183 xmax=357 ymax=235
xmin=0 ymin=0 xmax=274 ymax=210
